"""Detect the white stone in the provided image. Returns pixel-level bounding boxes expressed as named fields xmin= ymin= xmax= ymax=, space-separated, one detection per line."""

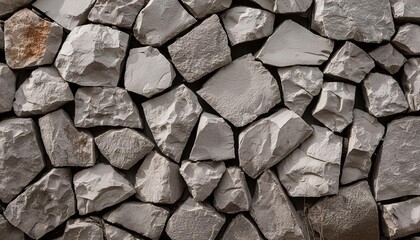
xmin=104 ymin=223 xmax=144 ymax=240
xmin=0 ymin=63 xmax=16 ymax=113
xmin=391 ymin=0 xmax=420 ymax=23
xmin=221 ymin=214 xmax=263 ymax=240
xmin=402 ymin=58 xmax=420 ymax=112
xmin=0 ymin=214 xmax=24 ymax=240
xmin=180 ymin=0 xmax=231 ymax=18
xmin=61 ymin=218 xmax=103 ymax=240
xmin=88 ymin=0 xmax=145 ymax=28
xmin=392 ymin=23 xmax=420 ymax=55
xmin=0 ymin=0 xmax=32 ymax=17
xmin=369 ymin=43 xmax=407 ymax=74
xmin=250 ymin=0 xmax=312 ymax=13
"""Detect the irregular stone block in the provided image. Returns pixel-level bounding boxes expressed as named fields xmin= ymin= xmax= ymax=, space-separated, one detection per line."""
xmin=369 ymin=43 xmax=407 ymax=74
xmin=250 ymin=0 xmax=312 ymax=13
xmin=0 ymin=215 xmax=24 ymax=240
xmin=61 ymin=218 xmax=103 ymax=240
xmin=0 ymin=0 xmax=32 ymax=17
xmin=104 ymin=223 xmax=145 ymax=240
xmin=393 ymin=23 xmax=420 ymax=55
xmin=221 ymin=214 xmax=263 ymax=240
xmin=180 ymin=0 xmax=231 ymax=18
xmin=402 ymin=58 xmax=420 ymax=112
xmin=391 ymin=0 xmax=420 ymax=23
xmin=0 ymin=63 xmax=16 ymax=113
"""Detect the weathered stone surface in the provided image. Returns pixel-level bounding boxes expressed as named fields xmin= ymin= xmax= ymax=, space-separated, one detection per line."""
xmin=0 ymin=118 xmax=44 ymax=203
xmin=312 ymin=0 xmax=395 ymax=43
xmin=278 ymin=66 xmax=323 ymax=116
xmin=180 ymin=0 xmax=231 ymax=18
xmin=165 ymin=198 xmax=226 ymax=240
xmin=0 ymin=0 xmax=32 ymax=17
xmin=250 ymin=0 xmax=312 ymax=13
xmin=369 ymin=43 xmax=407 ymax=74
xmin=4 ymin=9 xmax=63 ymax=69
xmin=402 ymin=58 xmax=420 ymax=112
xmin=179 ymin=160 xmax=226 ymax=201
xmin=88 ymin=0 xmax=144 ymax=29
xmin=313 ymin=82 xmax=356 ymax=133
xmin=61 ymin=218 xmax=103 ymax=240
xmin=197 ymin=54 xmax=280 ymax=127
xmin=13 ymin=67 xmax=74 ymax=117
xmin=393 ymin=24 xmax=420 ymax=55
xmin=133 ymin=0 xmax=196 ymax=47
xmin=142 ymin=85 xmax=202 ymax=162
xmin=4 ymin=168 xmax=75 ymax=239
xmin=341 ymin=109 xmax=385 ymax=185
xmin=95 ymin=128 xmax=154 ymax=170
xmin=104 ymin=223 xmax=145 ymax=240
xmin=124 ymin=47 xmax=175 ymax=98
xmin=221 ymin=7 xmax=274 ymax=46
xmin=168 ymin=14 xmax=231 ymax=83
xmin=135 ymin=151 xmax=184 ymax=204
xmin=391 ymin=0 xmax=420 ymax=22
xmin=308 ymin=181 xmax=380 ymax=240
xmin=221 ymin=214 xmax=263 ymax=240
xmin=104 ymin=201 xmax=169 ymax=240
xmin=73 ymin=163 xmax=135 ymax=215
xmin=239 ymin=108 xmax=312 ymax=178
xmin=0 ymin=214 xmax=25 ymax=240
xmin=75 ymin=87 xmax=142 ymax=128
xmin=362 ymin=73 xmax=408 ymax=118
xmin=190 ymin=112 xmax=235 ymax=161
xmin=0 ymin=63 xmax=16 ymax=113
xmin=251 ymin=170 xmax=307 ymax=240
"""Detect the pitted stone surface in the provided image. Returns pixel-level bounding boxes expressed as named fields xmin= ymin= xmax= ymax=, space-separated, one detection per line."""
xmin=61 ymin=218 xmax=103 ymax=240
xmin=0 ymin=214 xmax=25 ymax=240
xmin=180 ymin=0 xmax=231 ymax=18
xmin=0 ymin=63 xmax=16 ymax=113
xmin=104 ymin=223 xmax=145 ymax=240
xmin=402 ymin=58 xmax=420 ymax=112
xmin=369 ymin=43 xmax=407 ymax=74
xmin=0 ymin=0 xmax=32 ymax=17
xmin=250 ymin=0 xmax=312 ymax=13
xmin=221 ymin=214 xmax=263 ymax=240
xmin=392 ymin=23 xmax=420 ymax=55
xmin=391 ymin=0 xmax=420 ymax=22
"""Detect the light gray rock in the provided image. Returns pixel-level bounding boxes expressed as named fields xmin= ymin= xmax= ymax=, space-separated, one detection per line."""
xmin=124 ymin=47 xmax=175 ymax=98
xmin=362 ymin=73 xmax=408 ymax=118
xmin=104 ymin=223 xmax=145 ymax=240
xmin=95 ymin=128 xmax=154 ymax=170
xmin=221 ymin=214 xmax=263 ymax=240
xmin=221 ymin=7 xmax=275 ymax=46
xmin=197 ymin=54 xmax=280 ymax=127
xmin=180 ymin=0 xmax=231 ymax=18
xmin=4 ymin=9 xmax=63 ymax=69
xmin=75 ymin=87 xmax=142 ymax=128
xmin=133 ymin=0 xmax=196 ymax=47
xmin=4 ymin=168 xmax=75 ymax=239
xmin=0 ymin=0 xmax=32 ymax=17
xmin=73 ymin=163 xmax=135 ymax=215
xmin=55 ymin=24 xmax=129 ymax=87
xmin=165 ymin=198 xmax=226 ymax=240
xmin=179 ymin=160 xmax=226 ymax=201
xmin=168 ymin=14 xmax=231 ymax=83
xmin=391 ymin=0 xmax=420 ymax=22
xmin=0 ymin=214 xmax=25 ymax=240
xmin=0 ymin=63 xmax=16 ymax=113
xmin=61 ymin=218 xmax=103 ymax=240
xmin=402 ymin=58 xmax=420 ymax=112
xmin=369 ymin=43 xmax=407 ymax=74
xmin=278 ymin=66 xmax=323 ymax=116
xmin=13 ymin=67 xmax=74 ymax=117
xmin=313 ymin=82 xmax=356 ymax=133
xmin=250 ymin=0 xmax=312 ymax=13
xmin=239 ymin=108 xmax=313 ymax=178
xmin=189 ymin=112 xmax=235 ymax=161
xmin=142 ymin=85 xmax=202 ymax=162
xmin=393 ymin=23 xmax=420 ymax=55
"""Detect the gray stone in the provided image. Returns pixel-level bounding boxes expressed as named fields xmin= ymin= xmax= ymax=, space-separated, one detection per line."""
xmin=393 ymin=23 xmax=420 ymax=55
xmin=0 ymin=0 xmax=32 ymax=17
xmin=221 ymin=214 xmax=263 ymax=240
xmin=0 ymin=63 xmax=16 ymax=113
xmin=61 ymin=218 xmax=103 ymax=240
xmin=391 ymin=0 xmax=420 ymax=23
xmin=250 ymin=0 xmax=312 ymax=13
xmin=0 ymin=27 xmax=3 ymax=50
xmin=104 ymin=223 xmax=145 ymax=240
xmin=402 ymin=58 xmax=420 ymax=112
xmin=180 ymin=0 xmax=231 ymax=18
xmin=0 ymin=214 xmax=25 ymax=240
xmin=369 ymin=43 xmax=407 ymax=74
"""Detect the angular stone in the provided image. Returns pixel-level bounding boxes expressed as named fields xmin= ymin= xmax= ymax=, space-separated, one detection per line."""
xmin=168 ymin=14 xmax=231 ymax=83
xmin=124 ymin=47 xmax=175 ymax=98
xmin=197 ymin=54 xmax=281 ymax=127
xmin=312 ymin=0 xmax=395 ymax=43
xmin=142 ymin=85 xmax=202 ymax=162
xmin=324 ymin=42 xmax=375 ymax=83
xmin=402 ymin=58 xmax=420 ymax=112
xmin=0 ymin=118 xmax=44 ymax=203
xmin=180 ymin=0 xmax=231 ymax=18
xmin=4 ymin=9 xmax=63 ymax=69
xmin=393 ymin=24 xmax=420 ymax=55
xmin=221 ymin=7 xmax=275 ymax=46
xmin=75 ymin=87 xmax=142 ymax=128
xmin=391 ymin=0 xmax=420 ymax=23
xmin=251 ymin=170 xmax=307 ymax=240
xmin=308 ymin=181 xmax=380 ymax=240
xmin=313 ymin=82 xmax=356 ymax=133
xmin=104 ymin=201 xmax=169 ymax=240
xmin=250 ymin=0 xmax=312 ymax=13
xmin=135 ymin=151 xmax=184 ymax=204
xmin=95 ymin=128 xmax=154 ymax=170
xmin=4 ymin=168 xmax=75 ymax=239
xmin=278 ymin=66 xmax=323 ymax=116
xmin=0 ymin=63 xmax=16 ymax=113
xmin=165 ymin=198 xmax=225 ymax=240
xmin=341 ymin=109 xmax=385 ymax=185
xmin=61 ymin=218 xmax=103 ymax=240
xmin=0 ymin=0 xmax=32 ymax=17
xmin=256 ymin=20 xmax=333 ymax=67
xmin=362 ymin=73 xmax=408 ymax=118
xmin=0 ymin=214 xmax=25 ymax=240
xmin=221 ymin=214 xmax=263 ymax=240
xmin=369 ymin=43 xmax=407 ymax=74
xmin=73 ymin=163 xmax=135 ymax=215
xmin=13 ymin=67 xmax=74 ymax=117
xmin=179 ymin=160 xmax=226 ymax=201
xmin=190 ymin=112 xmax=235 ymax=161
xmin=239 ymin=108 xmax=313 ymax=178
xmin=104 ymin=223 xmax=145 ymax=240
xmin=133 ymin=0 xmax=196 ymax=47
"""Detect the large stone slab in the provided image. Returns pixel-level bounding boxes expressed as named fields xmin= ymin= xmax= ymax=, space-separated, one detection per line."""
xmin=369 ymin=43 xmax=407 ymax=74
xmin=0 ymin=63 xmax=16 ymax=113
xmin=391 ymin=0 xmax=420 ymax=22
xmin=60 ymin=218 xmax=103 ymax=240
xmin=0 ymin=214 xmax=24 ymax=240
xmin=402 ymin=58 xmax=420 ymax=112
xmin=104 ymin=223 xmax=145 ymax=240
xmin=180 ymin=0 xmax=231 ymax=18
xmin=250 ymin=0 xmax=312 ymax=13
xmin=0 ymin=0 xmax=32 ymax=17
xmin=392 ymin=23 xmax=420 ymax=55
xmin=221 ymin=214 xmax=263 ymax=240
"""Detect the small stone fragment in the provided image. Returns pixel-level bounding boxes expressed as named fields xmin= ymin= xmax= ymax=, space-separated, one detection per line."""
xmin=73 ymin=163 xmax=135 ymax=215
xmin=369 ymin=43 xmax=407 ymax=74
xmin=221 ymin=214 xmax=263 ymax=240
xmin=0 ymin=0 xmax=32 ymax=17
xmin=402 ymin=58 xmax=420 ymax=112
xmin=142 ymin=85 xmax=202 ymax=162
xmin=390 ymin=0 xmax=420 ymax=23
xmin=104 ymin=223 xmax=145 ymax=240
xmin=75 ymin=87 xmax=142 ymax=128
xmin=0 ymin=63 xmax=16 ymax=113
xmin=61 ymin=218 xmax=103 ymax=240
xmin=0 ymin=214 xmax=25 ymax=240
xmin=0 ymin=28 xmax=4 ymax=50
xmin=135 ymin=151 xmax=184 ymax=204
xmin=180 ymin=0 xmax=231 ymax=18
xmin=168 ymin=14 xmax=231 ymax=83
xmin=197 ymin=54 xmax=281 ymax=127
xmin=250 ymin=0 xmax=312 ymax=13
xmin=239 ymin=108 xmax=313 ymax=178
xmin=392 ymin=23 xmax=420 ymax=55
xmin=4 ymin=9 xmax=63 ymax=69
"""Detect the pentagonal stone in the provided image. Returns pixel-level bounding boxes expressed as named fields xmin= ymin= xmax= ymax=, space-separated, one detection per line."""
xmin=104 ymin=223 xmax=145 ymax=240
xmin=250 ymin=0 xmax=312 ymax=13
xmin=402 ymin=58 xmax=420 ymax=112
xmin=391 ymin=0 xmax=420 ymax=23
xmin=0 ymin=63 xmax=16 ymax=113
xmin=0 ymin=214 xmax=24 ymax=240
xmin=369 ymin=43 xmax=407 ymax=75
xmin=180 ymin=0 xmax=231 ymax=18
xmin=221 ymin=214 xmax=263 ymax=240
xmin=392 ymin=23 xmax=420 ymax=55
xmin=0 ymin=0 xmax=32 ymax=17
xmin=61 ymin=218 xmax=103 ymax=240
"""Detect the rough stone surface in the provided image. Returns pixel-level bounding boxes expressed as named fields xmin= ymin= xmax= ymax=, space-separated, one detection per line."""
xmin=168 ymin=14 xmax=231 ymax=83
xmin=0 ymin=0 xmax=32 ymax=17
xmin=0 ymin=214 xmax=25 ymax=240
xmin=402 ymin=58 xmax=420 ymax=112
xmin=104 ymin=223 xmax=145 ymax=240
xmin=391 ymin=0 xmax=420 ymax=22
xmin=369 ymin=43 xmax=407 ymax=74
xmin=61 ymin=218 xmax=103 ymax=240
xmin=180 ymin=0 xmax=231 ymax=18
xmin=250 ymin=0 xmax=312 ymax=13
xmin=142 ymin=85 xmax=202 ymax=162
xmin=392 ymin=23 xmax=420 ymax=55
xmin=75 ymin=87 xmax=142 ymax=128
xmin=221 ymin=214 xmax=263 ymax=240
xmin=0 ymin=63 xmax=16 ymax=113
xmin=197 ymin=54 xmax=281 ymax=127
xmin=239 ymin=108 xmax=312 ymax=178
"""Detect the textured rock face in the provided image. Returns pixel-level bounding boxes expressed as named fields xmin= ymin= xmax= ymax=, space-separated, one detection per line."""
xmin=392 ymin=23 xmax=420 ymax=55
xmin=4 ymin=9 xmax=63 ymax=69
xmin=55 ymin=24 xmax=129 ymax=87
xmin=0 ymin=63 xmax=16 ymax=113
xmin=168 ymin=14 xmax=231 ymax=83
xmin=369 ymin=43 xmax=407 ymax=74
xmin=95 ymin=128 xmax=154 ymax=170
xmin=61 ymin=218 xmax=103 ymax=240
xmin=142 ymin=85 xmax=202 ymax=162
xmin=180 ymin=0 xmax=231 ymax=18
xmin=312 ymin=0 xmax=395 ymax=43
xmin=250 ymin=0 xmax=312 ymax=13
xmin=391 ymin=0 xmax=420 ymax=22
xmin=308 ymin=181 xmax=380 ymax=240
xmin=74 ymin=87 xmax=142 ymax=128
xmin=221 ymin=214 xmax=263 ymax=240
xmin=4 ymin=168 xmax=76 ymax=239
xmin=88 ymin=0 xmax=145 ymax=28
xmin=104 ymin=223 xmax=144 ymax=240
xmin=0 ymin=0 xmax=32 ymax=17
xmin=0 ymin=214 xmax=25 ymax=240
xmin=165 ymin=198 xmax=226 ymax=240
xmin=197 ymin=54 xmax=281 ymax=127
xmin=0 ymin=118 xmax=45 ymax=203
xmin=239 ymin=108 xmax=313 ymax=178
xmin=402 ymin=58 xmax=420 ymax=112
